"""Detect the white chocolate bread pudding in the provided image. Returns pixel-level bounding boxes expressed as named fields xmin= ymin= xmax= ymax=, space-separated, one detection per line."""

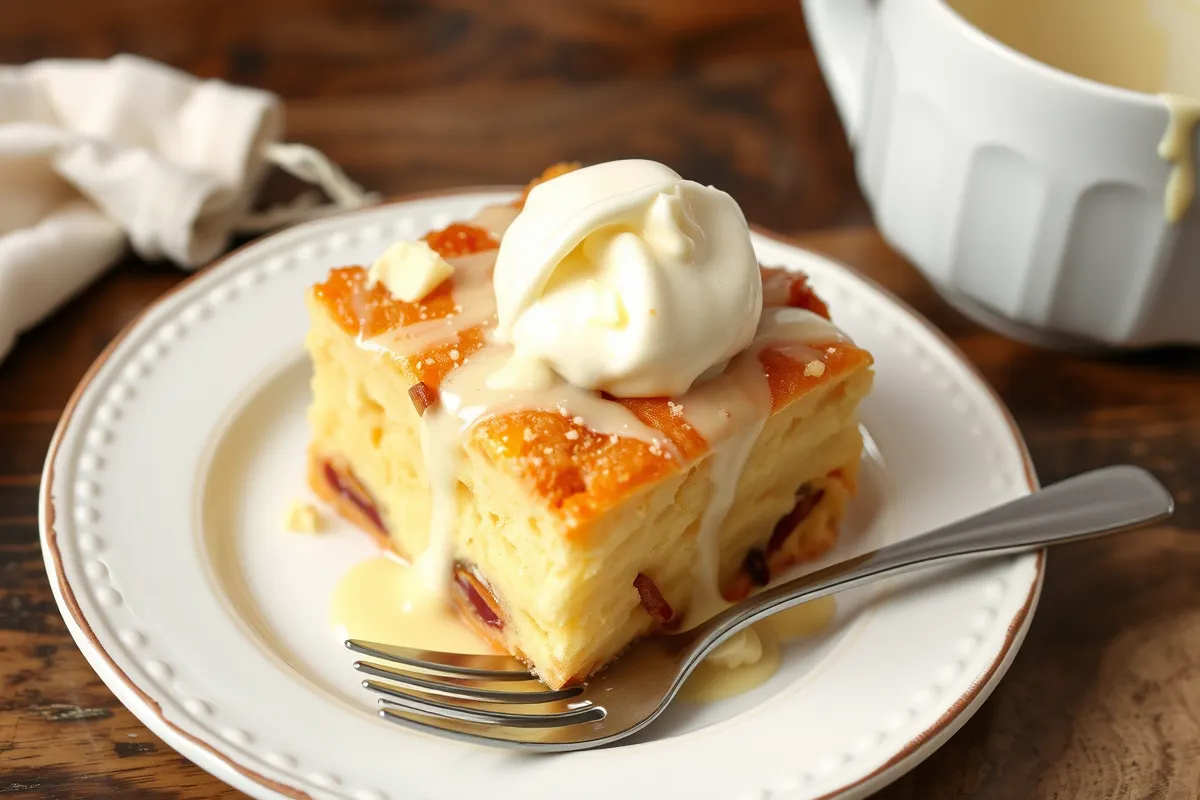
xmin=305 ymin=161 xmax=874 ymax=690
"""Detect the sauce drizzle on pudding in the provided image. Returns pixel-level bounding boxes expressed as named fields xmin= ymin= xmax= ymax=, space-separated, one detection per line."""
xmin=678 ymin=306 xmax=845 ymax=628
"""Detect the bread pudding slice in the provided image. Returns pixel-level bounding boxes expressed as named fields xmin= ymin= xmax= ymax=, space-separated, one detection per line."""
xmin=305 ymin=167 xmax=874 ymax=689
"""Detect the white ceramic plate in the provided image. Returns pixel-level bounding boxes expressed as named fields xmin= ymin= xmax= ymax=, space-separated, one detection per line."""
xmin=41 ymin=190 xmax=1041 ymax=800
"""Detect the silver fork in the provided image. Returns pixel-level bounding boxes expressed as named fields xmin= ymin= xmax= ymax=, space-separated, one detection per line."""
xmin=346 ymin=465 xmax=1172 ymax=752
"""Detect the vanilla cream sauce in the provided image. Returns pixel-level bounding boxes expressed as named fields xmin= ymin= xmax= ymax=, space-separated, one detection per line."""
xmin=330 ymin=555 xmax=489 ymax=653
xmin=679 ymin=596 xmax=838 ymax=702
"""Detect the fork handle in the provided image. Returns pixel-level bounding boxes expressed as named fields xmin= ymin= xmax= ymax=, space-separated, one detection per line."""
xmin=690 ymin=465 xmax=1173 ymax=653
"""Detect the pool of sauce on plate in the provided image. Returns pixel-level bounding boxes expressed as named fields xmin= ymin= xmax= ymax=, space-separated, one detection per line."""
xmin=679 ymin=595 xmax=837 ymax=703
xmin=330 ymin=555 xmax=488 ymax=654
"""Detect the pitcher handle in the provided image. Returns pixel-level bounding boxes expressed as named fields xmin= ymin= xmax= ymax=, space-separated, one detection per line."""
xmin=801 ymin=0 xmax=878 ymax=143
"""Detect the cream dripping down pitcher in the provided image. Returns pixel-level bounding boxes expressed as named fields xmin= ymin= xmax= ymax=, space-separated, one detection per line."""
xmin=802 ymin=0 xmax=1200 ymax=348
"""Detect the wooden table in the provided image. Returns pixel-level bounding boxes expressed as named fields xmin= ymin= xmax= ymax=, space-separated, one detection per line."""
xmin=2 ymin=1 xmax=1198 ymax=797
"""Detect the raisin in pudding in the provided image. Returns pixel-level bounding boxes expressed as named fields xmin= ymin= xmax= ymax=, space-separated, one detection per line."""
xmin=305 ymin=160 xmax=874 ymax=690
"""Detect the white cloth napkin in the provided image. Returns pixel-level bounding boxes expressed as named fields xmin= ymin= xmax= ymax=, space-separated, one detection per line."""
xmin=0 ymin=54 xmax=376 ymax=363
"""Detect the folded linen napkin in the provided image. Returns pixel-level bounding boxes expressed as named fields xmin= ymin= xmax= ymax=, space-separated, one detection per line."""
xmin=0 ymin=54 xmax=376 ymax=363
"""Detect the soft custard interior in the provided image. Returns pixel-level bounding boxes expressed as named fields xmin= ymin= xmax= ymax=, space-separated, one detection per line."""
xmin=306 ymin=294 xmax=872 ymax=688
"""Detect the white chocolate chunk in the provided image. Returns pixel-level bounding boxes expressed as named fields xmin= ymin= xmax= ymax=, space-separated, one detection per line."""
xmin=368 ymin=241 xmax=455 ymax=302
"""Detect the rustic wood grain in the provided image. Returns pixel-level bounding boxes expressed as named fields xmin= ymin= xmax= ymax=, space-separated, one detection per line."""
xmin=1 ymin=0 xmax=1198 ymax=797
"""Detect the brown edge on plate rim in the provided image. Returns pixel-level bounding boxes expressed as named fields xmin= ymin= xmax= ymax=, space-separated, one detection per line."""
xmin=39 ymin=187 xmax=1043 ymax=800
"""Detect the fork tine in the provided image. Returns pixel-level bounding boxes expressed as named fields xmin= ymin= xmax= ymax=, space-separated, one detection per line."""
xmin=346 ymin=639 xmax=531 ymax=679
xmin=355 ymin=660 xmax=583 ymax=704
xmin=377 ymin=704 xmax=594 ymax=751
xmin=369 ymin=682 xmax=604 ymax=728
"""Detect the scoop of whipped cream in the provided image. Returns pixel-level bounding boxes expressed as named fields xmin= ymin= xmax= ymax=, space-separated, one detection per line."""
xmin=491 ymin=160 xmax=762 ymax=398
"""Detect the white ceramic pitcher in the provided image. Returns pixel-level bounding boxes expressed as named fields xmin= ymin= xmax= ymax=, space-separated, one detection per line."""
xmin=802 ymin=0 xmax=1200 ymax=348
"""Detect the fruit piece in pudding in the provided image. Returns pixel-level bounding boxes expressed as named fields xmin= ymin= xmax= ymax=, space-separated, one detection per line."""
xmin=305 ymin=160 xmax=874 ymax=689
